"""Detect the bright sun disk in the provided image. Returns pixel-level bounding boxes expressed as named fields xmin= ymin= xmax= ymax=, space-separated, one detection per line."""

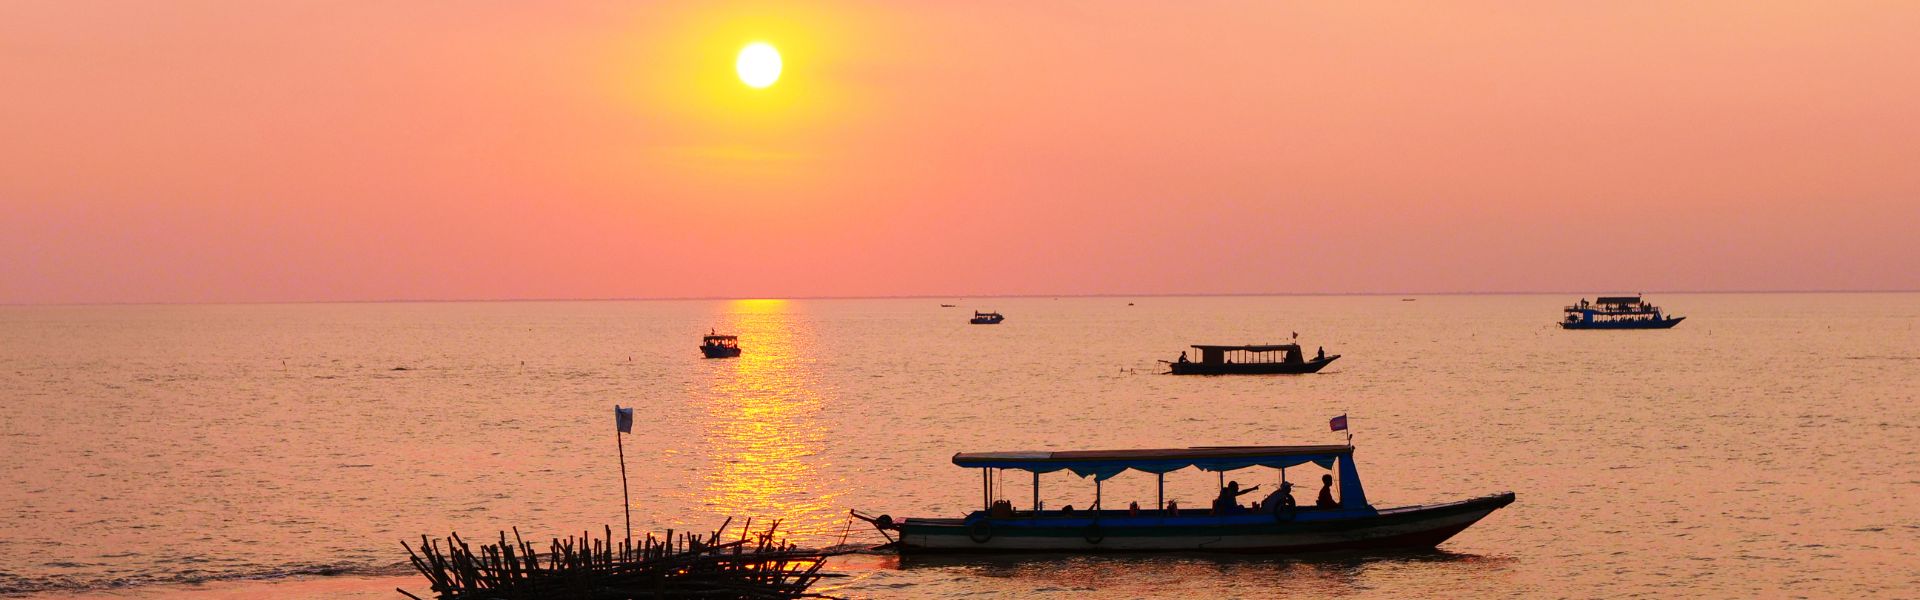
xmin=736 ymin=42 xmax=782 ymax=89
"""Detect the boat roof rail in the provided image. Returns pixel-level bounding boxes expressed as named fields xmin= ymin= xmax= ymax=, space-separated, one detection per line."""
xmin=953 ymin=444 xmax=1352 ymax=480
xmin=1189 ymin=344 xmax=1301 ymax=352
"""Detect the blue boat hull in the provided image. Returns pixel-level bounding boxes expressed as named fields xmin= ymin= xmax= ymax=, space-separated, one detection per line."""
xmin=893 ymin=492 xmax=1514 ymax=554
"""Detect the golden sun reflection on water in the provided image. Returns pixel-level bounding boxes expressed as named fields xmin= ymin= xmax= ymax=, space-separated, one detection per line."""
xmin=696 ymin=299 xmax=844 ymax=544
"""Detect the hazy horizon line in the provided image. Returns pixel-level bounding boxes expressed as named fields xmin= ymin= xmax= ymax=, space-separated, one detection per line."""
xmin=4 ymin=288 xmax=1916 ymax=308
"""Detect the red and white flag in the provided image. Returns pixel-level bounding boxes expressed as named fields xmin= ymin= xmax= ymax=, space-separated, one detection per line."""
xmin=1329 ymin=414 xmax=1348 ymax=432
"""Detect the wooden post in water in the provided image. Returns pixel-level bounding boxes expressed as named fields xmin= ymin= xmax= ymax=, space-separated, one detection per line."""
xmin=615 ymin=405 xmax=633 ymax=544
xmin=617 ymin=427 xmax=630 ymax=543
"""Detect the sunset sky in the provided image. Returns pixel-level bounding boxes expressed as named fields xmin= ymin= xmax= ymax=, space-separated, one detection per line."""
xmin=4 ymin=2 xmax=1917 ymax=304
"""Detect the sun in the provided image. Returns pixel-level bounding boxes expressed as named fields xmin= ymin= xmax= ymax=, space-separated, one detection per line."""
xmin=736 ymin=42 xmax=782 ymax=89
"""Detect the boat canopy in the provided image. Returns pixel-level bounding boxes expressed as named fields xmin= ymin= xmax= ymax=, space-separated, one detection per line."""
xmin=1189 ymin=344 xmax=1300 ymax=352
xmin=953 ymin=445 xmax=1350 ymax=481
xmin=1595 ymin=296 xmax=1641 ymax=305
xmin=703 ymin=335 xmax=737 ymax=341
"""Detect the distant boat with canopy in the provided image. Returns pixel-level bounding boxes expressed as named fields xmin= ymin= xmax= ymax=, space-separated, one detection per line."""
xmin=699 ymin=331 xmax=741 ymax=358
xmin=1561 ymin=296 xmax=1684 ymax=329
xmin=854 ymin=444 xmax=1513 ymax=553
xmin=1167 ymin=343 xmax=1338 ymax=375
xmin=969 ymin=311 xmax=1005 ymax=325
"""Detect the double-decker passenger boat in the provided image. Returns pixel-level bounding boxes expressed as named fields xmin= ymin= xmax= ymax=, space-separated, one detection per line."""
xmin=854 ymin=444 xmax=1513 ymax=553
xmin=1561 ymin=296 xmax=1684 ymax=329
xmin=970 ymin=311 xmax=1005 ymax=325
xmin=699 ymin=332 xmax=741 ymax=358
xmin=1167 ymin=344 xmax=1338 ymax=375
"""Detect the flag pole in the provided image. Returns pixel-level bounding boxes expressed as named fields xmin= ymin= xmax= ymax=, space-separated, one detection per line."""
xmin=615 ymin=405 xmax=632 ymax=545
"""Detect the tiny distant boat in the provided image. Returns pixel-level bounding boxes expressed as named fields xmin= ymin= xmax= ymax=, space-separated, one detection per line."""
xmin=1168 ymin=344 xmax=1337 ymax=375
xmin=970 ymin=311 xmax=1004 ymax=325
xmin=941 ymin=304 xmax=956 ymax=308
xmin=699 ymin=331 xmax=741 ymax=358
xmin=854 ymin=444 xmax=1514 ymax=553
xmin=1561 ymin=296 xmax=1684 ymax=329
xmin=1400 ymin=298 xmax=1416 ymax=302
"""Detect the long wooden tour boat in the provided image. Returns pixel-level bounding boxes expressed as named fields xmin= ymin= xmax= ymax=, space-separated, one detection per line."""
xmin=855 ymin=444 xmax=1513 ymax=553
xmin=1168 ymin=344 xmax=1338 ymax=375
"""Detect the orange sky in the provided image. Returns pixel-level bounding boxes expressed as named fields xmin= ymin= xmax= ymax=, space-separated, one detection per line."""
xmin=4 ymin=2 xmax=1917 ymax=303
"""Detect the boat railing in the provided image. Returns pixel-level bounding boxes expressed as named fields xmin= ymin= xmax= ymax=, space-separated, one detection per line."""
xmin=974 ymin=505 xmax=1344 ymax=521
xmin=1564 ymin=304 xmax=1662 ymax=313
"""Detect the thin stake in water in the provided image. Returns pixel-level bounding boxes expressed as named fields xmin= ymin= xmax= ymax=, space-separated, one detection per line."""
xmin=615 ymin=404 xmax=635 ymax=544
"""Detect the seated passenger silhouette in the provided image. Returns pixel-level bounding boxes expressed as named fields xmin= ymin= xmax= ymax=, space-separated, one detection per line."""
xmin=1261 ymin=481 xmax=1295 ymax=511
xmin=1214 ymin=480 xmax=1260 ymax=514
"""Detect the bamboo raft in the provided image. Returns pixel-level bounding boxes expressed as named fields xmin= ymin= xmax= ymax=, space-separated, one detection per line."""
xmin=399 ymin=519 xmax=842 ymax=600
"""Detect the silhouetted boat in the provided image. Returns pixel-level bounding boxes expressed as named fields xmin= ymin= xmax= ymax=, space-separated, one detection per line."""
xmin=699 ymin=332 xmax=741 ymax=358
xmin=1561 ymin=296 xmax=1684 ymax=329
xmin=940 ymin=304 xmax=956 ymax=308
xmin=854 ymin=444 xmax=1514 ymax=553
xmin=970 ymin=311 xmax=1004 ymax=325
xmin=1168 ymin=344 xmax=1337 ymax=375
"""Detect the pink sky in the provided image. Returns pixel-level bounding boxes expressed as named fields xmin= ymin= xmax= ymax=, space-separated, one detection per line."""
xmin=4 ymin=2 xmax=1917 ymax=304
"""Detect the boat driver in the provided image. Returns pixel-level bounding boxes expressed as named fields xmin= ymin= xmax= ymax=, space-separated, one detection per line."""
xmin=1260 ymin=481 xmax=1295 ymax=511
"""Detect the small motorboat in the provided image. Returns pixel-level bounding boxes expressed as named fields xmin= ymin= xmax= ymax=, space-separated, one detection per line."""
xmin=1167 ymin=344 xmax=1337 ymax=375
xmin=855 ymin=444 xmax=1513 ymax=553
xmin=940 ymin=304 xmax=957 ymax=308
xmin=970 ymin=311 xmax=1004 ymax=325
xmin=699 ymin=332 xmax=741 ymax=358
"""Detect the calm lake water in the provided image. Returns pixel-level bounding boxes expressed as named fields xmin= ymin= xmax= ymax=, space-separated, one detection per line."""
xmin=2 ymin=294 xmax=1917 ymax=598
